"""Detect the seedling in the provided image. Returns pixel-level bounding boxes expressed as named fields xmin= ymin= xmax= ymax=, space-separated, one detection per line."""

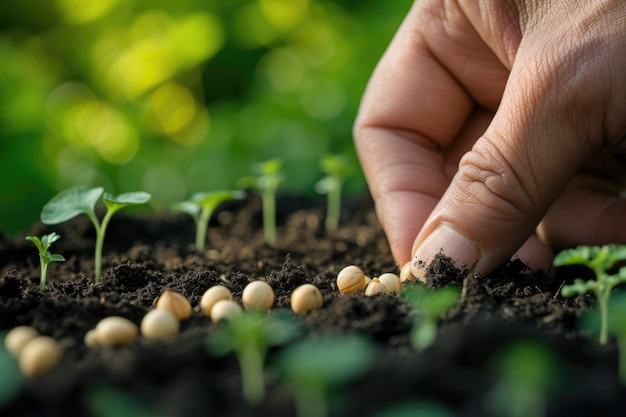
xmin=0 ymin=332 xmax=23 ymax=407
xmin=238 ymin=158 xmax=284 ymax=245
xmin=554 ymin=244 xmax=626 ymax=344
xmin=315 ymin=154 xmax=352 ymax=230
xmin=273 ymin=334 xmax=375 ymax=417
xmin=40 ymin=186 xmax=151 ymax=284
xmin=172 ymin=190 xmax=245 ymax=251
xmin=485 ymin=340 xmax=561 ymax=417
xmin=25 ymin=232 xmax=65 ymax=289
xmin=206 ymin=311 xmax=300 ymax=405
xmin=400 ymin=283 xmax=460 ymax=351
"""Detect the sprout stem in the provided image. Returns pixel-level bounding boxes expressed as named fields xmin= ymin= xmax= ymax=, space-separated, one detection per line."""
xmin=239 ymin=345 xmax=265 ymax=405
xmin=261 ymin=189 xmax=276 ymax=245
xmin=39 ymin=259 xmax=48 ymax=290
xmin=325 ymin=186 xmax=341 ymax=231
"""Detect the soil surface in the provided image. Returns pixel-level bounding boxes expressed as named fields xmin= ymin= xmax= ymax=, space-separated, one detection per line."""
xmin=1 ymin=193 xmax=624 ymax=417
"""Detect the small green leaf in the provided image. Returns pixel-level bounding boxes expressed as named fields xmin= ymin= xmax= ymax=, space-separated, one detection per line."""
xmin=40 ymin=232 xmax=61 ymax=248
xmin=194 ymin=190 xmax=245 ymax=211
xmin=103 ymin=191 xmax=151 ymax=212
xmin=49 ymin=254 xmax=66 ymax=262
xmin=411 ymin=320 xmax=437 ymax=351
xmin=41 ymin=186 xmax=104 ymax=224
xmin=171 ymin=200 xmax=201 ymax=220
xmin=275 ymin=334 xmax=375 ymax=387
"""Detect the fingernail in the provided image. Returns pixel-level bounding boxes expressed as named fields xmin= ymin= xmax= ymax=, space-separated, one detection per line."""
xmin=411 ymin=223 xmax=480 ymax=280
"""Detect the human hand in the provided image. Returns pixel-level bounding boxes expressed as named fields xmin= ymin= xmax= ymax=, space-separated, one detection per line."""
xmin=353 ymin=0 xmax=626 ymax=279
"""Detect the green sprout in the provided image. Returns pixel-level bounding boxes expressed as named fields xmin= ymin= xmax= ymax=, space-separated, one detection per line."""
xmin=238 ymin=158 xmax=284 ymax=245
xmin=485 ymin=340 xmax=561 ymax=417
xmin=608 ymin=292 xmax=626 ymax=385
xmin=40 ymin=186 xmax=151 ymax=284
xmin=273 ymin=334 xmax=375 ymax=417
xmin=554 ymin=244 xmax=626 ymax=344
xmin=400 ymin=283 xmax=460 ymax=351
xmin=206 ymin=311 xmax=300 ymax=405
xmin=172 ymin=190 xmax=245 ymax=251
xmin=314 ymin=154 xmax=352 ymax=231
xmin=25 ymin=232 xmax=65 ymax=289
xmin=0 ymin=333 xmax=23 ymax=407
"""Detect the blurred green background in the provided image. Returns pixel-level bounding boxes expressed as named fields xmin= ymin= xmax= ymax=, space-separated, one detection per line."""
xmin=0 ymin=0 xmax=412 ymax=235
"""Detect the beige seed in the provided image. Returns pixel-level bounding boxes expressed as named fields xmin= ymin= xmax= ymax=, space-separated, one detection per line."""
xmin=291 ymin=284 xmax=323 ymax=313
xmin=210 ymin=300 xmax=242 ymax=323
xmin=84 ymin=329 xmax=98 ymax=348
xmin=19 ymin=336 xmax=62 ymax=377
xmin=336 ymin=265 xmax=365 ymax=295
xmin=141 ymin=309 xmax=180 ymax=339
xmin=400 ymin=262 xmax=415 ymax=282
xmin=200 ymin=285 xmax=233 ymax=317
xmin=155 ymin=290 xmax=192 ymax=320
xmin=5 ymin=325 xmax=39 ymax=358
xmin=378 ymin=273 xmax=402 ymax=293
xmin=94 ymin=316 xmax=138 ymax=346
xmin=363 ymin=275 xmax=372 ymax=288
xmin=365 ymin=278 xmax=389 ymax=296
xmin=242 ymin=281 xmax=275 ymax=312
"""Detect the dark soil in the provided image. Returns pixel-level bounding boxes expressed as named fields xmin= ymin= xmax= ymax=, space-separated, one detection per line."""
xmin=0 ymin=193 xmax=624 ymax=417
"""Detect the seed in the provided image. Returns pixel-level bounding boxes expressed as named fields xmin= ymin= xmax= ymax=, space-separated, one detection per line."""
xmin=365 ymin=278 xmax=388 ymax=296
xmin=5 ymin=325 xmax=39 ymax=358
xmin=200 ymin=285 xmax=233 ymax=317
xmin=141 ymin=309 xmax=180 ymax=339
xmin=19 ymin=336 xmax=62 ymax=377
xmin=155 ymin=289 xmax=192 ymax=320
xmin=94 ymin=316 xmax=138 ymax=346
xmin=84 ymin=329 xmax=98 ymax=348
xmin=242 ymin=280 xmax=275 ymax=312
xmin=291 ymin=284 xmax=323 ymax=313
xmin=400 ymin=262 xmax=415 ymax=282
xmin=210 ymin=300 xmax=242 ymax=323
xmin=363 ymin=275 xmax=372 ymax=288
xmin=378 ymin=273 xmax=402 ymax=293
xmin=336 ymin=265 xmax=365 ymax=295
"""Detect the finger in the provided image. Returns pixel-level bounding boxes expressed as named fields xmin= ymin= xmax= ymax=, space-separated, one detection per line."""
xmin=411 ymin=10 xmax=624 ymax=277
xmin=354 ymin=1 xmax=507 ymax=265
xmin=537 ymin=173 xmax=626 ymax=249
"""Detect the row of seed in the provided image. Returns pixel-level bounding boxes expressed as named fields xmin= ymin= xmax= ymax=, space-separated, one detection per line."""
xmin=5 ymin=264 xmax=415 ymax=377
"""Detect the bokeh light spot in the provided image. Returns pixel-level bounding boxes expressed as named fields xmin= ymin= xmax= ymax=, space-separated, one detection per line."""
xmin=257 ymin=47 xmax=307 ymax=92
xmin=258 ymin=0 xmax=309 ymax=32
xmin=146 ymin=83 xmax=197 ymax=135
xmin=55 ymin=0 xmax=122 ymax=24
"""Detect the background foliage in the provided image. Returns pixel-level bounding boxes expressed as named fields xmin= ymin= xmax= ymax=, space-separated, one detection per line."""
xmin=0 ymin=0 xmax=412 ymax=234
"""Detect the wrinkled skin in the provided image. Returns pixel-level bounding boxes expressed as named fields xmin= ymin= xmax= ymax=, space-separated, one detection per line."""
xmin=354 ymin=0 xmax=626 ymax=279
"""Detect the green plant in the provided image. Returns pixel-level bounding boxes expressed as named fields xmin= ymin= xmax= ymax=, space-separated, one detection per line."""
xmin=273 ymin=333 xmax=375 ymax=417
xmin=25 ymin=232 xmax=65 ymax=289
xmin=315 ymin=154 xmax=352 ymax=231
xmin=0 ymin=333 xmax=23 ymax=407
xmin=206 ymin=311 xmax=300 ymax=405
xmin=400 ymin=283 xmax=460 ymax=351
xmin=172 ymin=190 xmax=244 ymax=251
xmin=485 ymin=340 xmax=561 ymax=417
xmin=85 ymin=383 xmax=170 ymax=417
xmin=554 ymin=244 xmax=626 ymax=344
xmin=371 ymin=400 xmax=457 ymax=417
xmin=238 ymin=158 xmax=284 ymax=245
xmin=40 ymin=186 xmax=151 ymax=284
